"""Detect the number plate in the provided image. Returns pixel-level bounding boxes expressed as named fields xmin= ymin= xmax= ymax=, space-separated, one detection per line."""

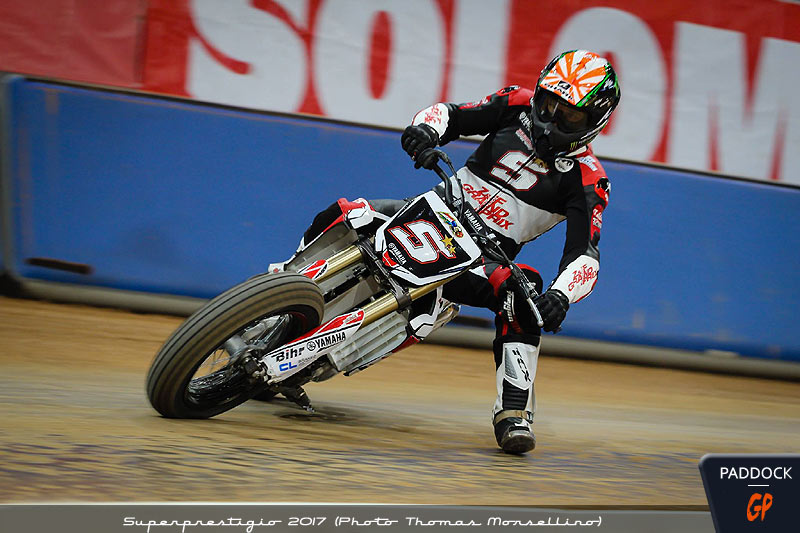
xmin=374 ymin=191 xmax=482 ymax=286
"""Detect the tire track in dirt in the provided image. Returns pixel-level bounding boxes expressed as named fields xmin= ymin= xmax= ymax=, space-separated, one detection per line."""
xmin=2 ymin=296 xmax=798 ymax=505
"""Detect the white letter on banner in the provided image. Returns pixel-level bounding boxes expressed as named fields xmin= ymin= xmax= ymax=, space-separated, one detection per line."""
xmin=753 ymin=38 xmax=800 ymax=184
xmin=448 ymin=0 xmax=510 ymax=103
xmin=314 ymin=0 xmax=445 ymax=128
xmin=549 ymin=7 xmax=666 ymax=161
xmin=186 ymin=0 xmax=307 ymax=112
xmin=669 ymin=23 xmax=744 ymax=173
xmin=672 ymin=26 xmax=800 ymax=183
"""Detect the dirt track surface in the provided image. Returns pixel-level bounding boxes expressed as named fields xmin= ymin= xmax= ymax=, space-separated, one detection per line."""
xmin=1 ymin=296 xmax=799 ymax=506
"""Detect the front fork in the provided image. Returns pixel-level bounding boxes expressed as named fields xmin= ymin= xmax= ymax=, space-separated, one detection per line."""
xmin=254 ymin=244 xmax=456 ymax=383
xmin=231 ymin=243 xmax=458 ymax=410
xmin=314 ymin=244 xmax=455 ymax=327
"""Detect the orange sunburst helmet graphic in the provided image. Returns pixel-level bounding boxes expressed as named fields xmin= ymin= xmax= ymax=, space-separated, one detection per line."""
xmin=539 ymin=50 xmax=610 ymax=106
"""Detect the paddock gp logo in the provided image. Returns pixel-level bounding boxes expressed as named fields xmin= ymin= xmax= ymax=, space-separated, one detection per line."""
xmin=699 ymin=454 xmax=800 ymax=531
xmin=721 ymin=466 xmax=790 ymax=523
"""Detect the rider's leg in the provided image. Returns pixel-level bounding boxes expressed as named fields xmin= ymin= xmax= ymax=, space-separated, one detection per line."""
xmin=491 ymin=323 xmax=540 ymax=454
xmin=443 ymin=263 xmax=542 ymax=454
xmin=489 ymin=262 xmax=542 ymax=453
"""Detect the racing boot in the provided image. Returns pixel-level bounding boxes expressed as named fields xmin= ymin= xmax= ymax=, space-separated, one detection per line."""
xmin=492 ymin=334 xmax=540 ymax=454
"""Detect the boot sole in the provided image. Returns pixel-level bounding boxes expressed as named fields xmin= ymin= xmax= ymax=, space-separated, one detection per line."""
xmin=500 ymin=430 xmax=536 ymax=454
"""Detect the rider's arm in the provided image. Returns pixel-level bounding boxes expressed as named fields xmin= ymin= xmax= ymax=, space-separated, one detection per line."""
xmin=411 ymin=86 xmax=535 ymax=145
xmin=549 ymin=157 xmax=611 ymax=304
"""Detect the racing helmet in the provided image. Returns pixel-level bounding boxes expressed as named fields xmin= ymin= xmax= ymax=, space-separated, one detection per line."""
xmin=531 ymin=50 xmax=620 ymax=159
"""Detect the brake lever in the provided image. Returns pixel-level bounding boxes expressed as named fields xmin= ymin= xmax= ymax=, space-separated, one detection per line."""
xmin=508 ymin=262 xmax=545 ymax=328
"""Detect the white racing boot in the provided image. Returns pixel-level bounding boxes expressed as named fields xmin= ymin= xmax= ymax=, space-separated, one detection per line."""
xmin=492 ymin=336 xmax=540 ymax=454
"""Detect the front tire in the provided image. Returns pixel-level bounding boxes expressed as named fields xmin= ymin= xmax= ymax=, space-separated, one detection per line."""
xmin=146 ymin=272 xmax=324 ymax=418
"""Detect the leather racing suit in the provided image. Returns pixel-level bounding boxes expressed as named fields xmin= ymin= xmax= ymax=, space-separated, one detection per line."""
xmin=410 ymin=85 xmax=611 ymax=437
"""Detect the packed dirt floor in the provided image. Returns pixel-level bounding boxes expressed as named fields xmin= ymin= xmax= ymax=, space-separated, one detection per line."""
xmin=1 ymin=296 xmax=799 ymax=506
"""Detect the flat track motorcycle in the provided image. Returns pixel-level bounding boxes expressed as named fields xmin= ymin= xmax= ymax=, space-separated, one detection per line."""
xmin=146 ymin=150 xmax=543 ymax=418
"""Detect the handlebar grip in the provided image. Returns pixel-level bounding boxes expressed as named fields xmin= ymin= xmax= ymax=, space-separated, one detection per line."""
xmin=422 ymin=149 xmax=454 ymax=204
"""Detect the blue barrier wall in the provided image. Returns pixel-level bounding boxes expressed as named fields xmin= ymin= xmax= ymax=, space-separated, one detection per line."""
xmin=4 ymin=77 xmax=800 ymax=361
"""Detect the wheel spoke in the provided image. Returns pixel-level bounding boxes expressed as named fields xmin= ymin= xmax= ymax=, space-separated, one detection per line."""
xmin=185 ymin=312 xmax=298 ymax=408
xmin=146 ymin=271 xmax=324 ymax=419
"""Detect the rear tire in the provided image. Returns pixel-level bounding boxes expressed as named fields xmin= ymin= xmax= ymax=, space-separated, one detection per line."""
xmin=146 ymin=272 xmax=324 ymax=418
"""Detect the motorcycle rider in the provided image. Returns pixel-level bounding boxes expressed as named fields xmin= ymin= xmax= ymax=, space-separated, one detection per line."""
xmin=400 ymin=50 xmax=620 ymax=454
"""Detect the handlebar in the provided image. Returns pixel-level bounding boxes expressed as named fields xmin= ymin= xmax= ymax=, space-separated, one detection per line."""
xmin=423 ymin=148 xmax=545 ymax=328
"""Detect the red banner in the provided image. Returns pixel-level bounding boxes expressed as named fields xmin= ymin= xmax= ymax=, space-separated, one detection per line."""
xmin=0 ymin=0 xmax=145 ymax=87
xmin=2 ymin=0 xmax=799 ymax=184
xmin=139 ymin=0 xmax=800 ymax=185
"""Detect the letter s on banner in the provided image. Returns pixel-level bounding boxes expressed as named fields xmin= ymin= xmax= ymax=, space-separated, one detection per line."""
xmin=187 ymin=0 xmax=307 ymax=112
xmin=549 ymin=7 xmax=666 ymax=162
xmin=313 ymin=0 xmax=445 ymax=127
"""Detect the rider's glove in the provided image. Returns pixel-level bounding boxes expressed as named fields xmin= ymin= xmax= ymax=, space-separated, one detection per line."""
xmin=533 ymin=289 xmax=569 ymax=333
xmin=401 ymin=124 xmax=440 ymax=169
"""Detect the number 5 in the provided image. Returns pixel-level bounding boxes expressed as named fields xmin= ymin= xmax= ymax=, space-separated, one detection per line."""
xmin=491 ymin=150 xmax=545 ymax=191
xmin=388 ymin=220 xmax=456 ymax=264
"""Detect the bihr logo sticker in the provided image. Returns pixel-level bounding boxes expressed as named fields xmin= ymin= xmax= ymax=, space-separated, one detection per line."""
xmin=699 ymin=454 xmax=799 ymax=532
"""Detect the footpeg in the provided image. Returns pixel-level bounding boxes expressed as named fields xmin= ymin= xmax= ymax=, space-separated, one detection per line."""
xmin=280 ymin=386 xmax=314 ymax=412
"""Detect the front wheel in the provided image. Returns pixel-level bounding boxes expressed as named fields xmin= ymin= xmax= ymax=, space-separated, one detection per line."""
xmin=146 ymin=272 xmax=324 ymax=418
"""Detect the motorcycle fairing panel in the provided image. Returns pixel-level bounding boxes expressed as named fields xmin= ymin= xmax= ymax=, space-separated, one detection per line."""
xmin=374 ymin=192 xmax=482 ymax=286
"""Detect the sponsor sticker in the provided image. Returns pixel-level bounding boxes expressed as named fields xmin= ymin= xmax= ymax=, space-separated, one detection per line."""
xmin=441 ymin=236 xmax=456 ymax=255
xmin=591 ymin=204 xmax=603 ymax=239
xmin=555 ymin=157 xmax=574 ymax=173
xmin=299 ymin=259 xmax=328 ymax=280
xmin=515 ymin=128 xmax=533 ymax=151
xmin=308 ymin=330 xmax=347 ymax=351
xmin=265 ymin=309 xmax=365 ymax=375
xmin=462 ymin=184 xmax=514 ymax=230
xmin=387 ymin=242 xmax=407 ymax=265
xmin=577 ymin=155 xmax=598 ymax=171
xmin=436 ymin=211 xmax=464 ymax=238
xmin=567 ymin=264 xmax=597 ymax=291
xmin=519 ymin=111 xmax=532 ymax=130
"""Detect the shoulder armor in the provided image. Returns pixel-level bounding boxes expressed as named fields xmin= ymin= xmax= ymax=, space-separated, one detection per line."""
xmin=498 ymin=85 xmax=520 ymax=94
xmin=499 ymin=85 xmax=535 ymax=107
xmin=576 ymin=150 xmax=610 ymax=204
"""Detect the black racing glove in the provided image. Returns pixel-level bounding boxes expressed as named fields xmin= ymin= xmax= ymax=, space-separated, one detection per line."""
xmin=401 ymin=123 xmax=440 ymax=169
xmin=533 ymin=289 xmax=569 ymax=333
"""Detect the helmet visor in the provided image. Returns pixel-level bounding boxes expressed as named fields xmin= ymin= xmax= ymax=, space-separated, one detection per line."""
xmin=534 ymin=91 xmax=589 ymax=133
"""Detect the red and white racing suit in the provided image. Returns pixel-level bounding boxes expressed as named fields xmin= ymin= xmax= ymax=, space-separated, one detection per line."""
xmin=412 ymin=86 xmax=611 ymax=424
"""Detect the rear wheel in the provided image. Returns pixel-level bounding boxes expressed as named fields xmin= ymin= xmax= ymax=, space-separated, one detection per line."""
xmin=146 ymin=272 xmax=324 ymax=418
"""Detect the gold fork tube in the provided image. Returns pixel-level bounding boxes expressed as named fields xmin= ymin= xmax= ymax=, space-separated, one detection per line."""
xmin=313 ymin=245 xmax=363 ymax=284
xmin=309 ymin=242 xmax=459 ymax=326
xmin=360 ymin=293 xmax=398 ymax=326
xmin=361 ymin=275 xmax=457 ymax=327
